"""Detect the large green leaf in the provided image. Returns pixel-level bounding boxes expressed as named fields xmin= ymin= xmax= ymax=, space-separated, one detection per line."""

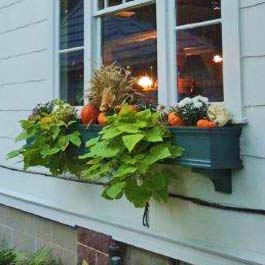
xmin=113 ymin=165 xmax=137 ymax=178
xmin=69 ymin=131 xmax=81 ymax=147
xmin=122 ymin=134 xmax=144 ymax=153
xmin=6 ymin=149 xmax=21 ymax=159
xmin=104 ymin=182 xmax=126 ymax=199
xmin=144 ymin=127 xmax=163 ymax=142
xmin=102 ymin=128 xmax=123 ymax=140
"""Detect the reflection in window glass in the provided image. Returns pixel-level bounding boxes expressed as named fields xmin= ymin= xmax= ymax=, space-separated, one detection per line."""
xmin=177 ymin=24 xmax=223 ymax=102
xmin=102 ymin=4 xmax=158 ymax=104
xmin=60 ymin=50 xmax=84 ymax=106
xmin=176 ymin=0 xmax=221 ymax=25
xmin=109 ymin=0 xmax=123 ymax=7
xmin=60 ymin=0 xmax=84 ymax=49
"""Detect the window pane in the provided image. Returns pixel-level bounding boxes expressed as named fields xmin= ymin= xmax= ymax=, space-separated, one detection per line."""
xmin=177 ymin=24 xmax=223 ymax=102
xmin=60 ymin=0 xmax=84 ymax=49
xmin=98 ymin=0 xmax=104 ymax=9
xmin=176 ymin=0 xmax=221 ymax=26
xmin=60 ymin=50 xmax=84 ymax=106
xmin=102 ymin=4 xmax=158 ymax=104
xmin=109 ymin=0 xmax=123 ymax=7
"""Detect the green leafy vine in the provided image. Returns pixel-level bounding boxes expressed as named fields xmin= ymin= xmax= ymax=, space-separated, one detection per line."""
xmin=80 ymin=106 xmax=183 ymax=208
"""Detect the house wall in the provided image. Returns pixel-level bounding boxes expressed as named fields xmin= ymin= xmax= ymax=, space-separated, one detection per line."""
xmin=0 ymin=0 xmax=265 ymax=265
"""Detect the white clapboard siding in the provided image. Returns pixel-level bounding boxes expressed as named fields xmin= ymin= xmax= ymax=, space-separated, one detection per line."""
xmin=0 ymin=20 xmax=48 ymax=59
xmin=242 ymin=57 xmax=265 ymax=107
xmin=0 ymin=0 xmax=21 ymax=9
xmin=240 ymin=0 xmax=265 ymax=8
xmin=0 ymin=0 xmax=48 ymax=33
xmin=0 ymin=111 xmax=30 ymax=138
xmin=0 ymin=80 xmax=52 ymax=110
xmin=240 ymin=107 xmax=265 ymax=158
xmin=240 ymin=1 xmax=265 ymax=56
xmin=0 ymin=50 xmax=49 ymax=84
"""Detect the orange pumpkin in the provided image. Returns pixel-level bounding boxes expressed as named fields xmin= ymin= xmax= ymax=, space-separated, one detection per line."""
xmin=97 ymin=112 xmax=107 ymax=126
xmin=81 ymin=104 xmax=99 ymax=125
xmin=197 ymin=119 xmax=216 ymax=129
xmin=168 ymin=112 xmax=184 ymax=126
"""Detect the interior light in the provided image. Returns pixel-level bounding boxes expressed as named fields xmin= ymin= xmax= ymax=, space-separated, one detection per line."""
xmin=137 ymin=76 xmax=153 ymax=91
xmin=213 ymin=55 xmax=223 ymax=63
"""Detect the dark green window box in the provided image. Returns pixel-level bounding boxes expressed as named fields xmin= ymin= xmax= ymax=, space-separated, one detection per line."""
xmin=79 ymin=125 xmax=243 ymax=194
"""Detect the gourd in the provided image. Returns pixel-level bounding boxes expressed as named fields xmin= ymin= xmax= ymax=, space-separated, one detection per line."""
xmin=81 ymin=104 xmax=99 ymax=125
xmin=197 ymin=119 xmax=216 ymax=129
xmin=168 ymin=112 xmax=184 ymax=126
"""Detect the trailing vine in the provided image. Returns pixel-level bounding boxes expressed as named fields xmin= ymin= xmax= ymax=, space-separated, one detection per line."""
xmin=79 ymin=106 xmax=183 ymax=208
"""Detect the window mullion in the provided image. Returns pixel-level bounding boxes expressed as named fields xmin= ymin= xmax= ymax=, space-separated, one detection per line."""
xmin=84 ymin=0 xmax=95 ymax=105
xmin=175 ymin=18 xmax=222 ymax=31
xmin=156 ymin=0 xmax=177 ymax=106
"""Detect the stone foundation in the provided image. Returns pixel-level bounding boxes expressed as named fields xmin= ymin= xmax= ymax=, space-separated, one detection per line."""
xmin=0 ymin=204 xmax=188 ymax=265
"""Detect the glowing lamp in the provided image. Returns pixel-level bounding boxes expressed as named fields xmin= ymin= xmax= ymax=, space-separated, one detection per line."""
xmin=137 ymin=76 xmax=153 ymax=91
xmin=213 ymin=55 xmax=223 ymax=63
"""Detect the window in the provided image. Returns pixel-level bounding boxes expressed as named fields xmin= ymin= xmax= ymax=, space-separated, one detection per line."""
xmin=176 ymin=0 xmax=223 ymax=102
xmin=57 ymin=0 xmax=243 ymax=121
xmin=59 ymin=0 xmax=84 ymax=106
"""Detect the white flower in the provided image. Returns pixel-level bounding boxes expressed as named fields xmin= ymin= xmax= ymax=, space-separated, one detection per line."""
xmin=178 ymin=97 xmax=192 ymax=108
xmin=208 ymin=105 xmax=230 ymax=127
xmin=194 ymin=102 xmax=203 ymax=108
xmin=192 ymin=95 xmax=209 ymax=104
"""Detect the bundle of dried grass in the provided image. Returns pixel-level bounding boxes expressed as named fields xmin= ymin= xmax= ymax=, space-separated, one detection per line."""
xmin=87 ymin=63 xmax=140 ymax=112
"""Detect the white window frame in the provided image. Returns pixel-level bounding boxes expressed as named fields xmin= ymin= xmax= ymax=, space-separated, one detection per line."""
xmin=55 ymin=0 xmax=245 ymax=122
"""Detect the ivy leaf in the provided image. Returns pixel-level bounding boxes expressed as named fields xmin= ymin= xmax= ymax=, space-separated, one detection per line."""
xmin=136 ymin=109 xmax=152 ymax=121
xmin=122 ymin=134 xmax=144 ymax=153
xmin=85 ymin=137 xmax=100 ymax=147
xmin=125 ymin=180 xmax=152 ymax=208
xmin=144 ymin=127 xmax=163 ymax=142
xmin=6 ymin=149 xmax=21 ymax=159
xmin=102 ymin=128 xmax=123 ymax=140
xmin=69 ymin=131 xmax=81 ymax=147
xmin=118 ymin=124 xmax=140 ymax=134
xmin=41 ymin=147 xmax=61 ymax=156
xmin=113 ymin=165 xmax=137 ymax=178
xmin=170 ymin=146 xmax=184 ymax=158
xmin=103 ymin=182 xmax=126 ymax=199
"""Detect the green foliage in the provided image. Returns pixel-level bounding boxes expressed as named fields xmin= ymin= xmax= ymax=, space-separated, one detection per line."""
xmin=7 ymin=100 xmax=85 ymax=177
xmin=0 ymin=247 xmax=61 ymax=265
xmin=0 ymin=248 xmax=17 ymax=265
xmin=80 ymin=106 xmax=184 ymax=208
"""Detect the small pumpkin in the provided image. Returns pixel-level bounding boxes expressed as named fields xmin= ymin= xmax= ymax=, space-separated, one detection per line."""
xmin=97 ymin=112 xmax=107 ymax=126
xmin=197 ymin=119 xmax=216 ymax=129
xmin=81 ymin=104 xmax=99 ymax=125
xmin=168 ymin=112 xmax=184 ymax=126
